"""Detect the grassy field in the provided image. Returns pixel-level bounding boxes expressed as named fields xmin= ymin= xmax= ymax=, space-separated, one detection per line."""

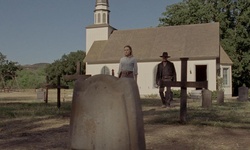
xmin=0 ymin=89 xmax=250 ymax=150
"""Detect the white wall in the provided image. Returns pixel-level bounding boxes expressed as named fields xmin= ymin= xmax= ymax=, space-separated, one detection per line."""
xmin=86 ymin=59 xmax=222 ymax=96
xmin=86 ymin=63 xmax=119 ymax=76
xmin=86 ymin=27 xmax=114 ymax=53
xmin=187 ymin=59 xmax=217 ymax=92
xmin=136 ymin=62 xmax=159 ymax=95
xmin=136 ymin=59 xmax=217 ymax=95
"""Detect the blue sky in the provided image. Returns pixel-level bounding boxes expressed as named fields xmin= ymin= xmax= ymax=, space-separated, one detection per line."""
xmin=0 ymin=0 xmax=182 ymax=65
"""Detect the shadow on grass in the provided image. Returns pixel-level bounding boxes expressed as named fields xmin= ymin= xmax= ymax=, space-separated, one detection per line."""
xmin=141 ymin=98 xmax=250 ymax=129
xmin=0 ymin=96 xmax=36 ymax=101
xmin=1 ymin=98 xmax=250 ymax=134
xmin=0 ymin=101 xmax=72 ymax=149
xmin=0 ymin=101 xmax=72 ymax=121
xmin=1 ymin=98 xmax=250 ymax=150
xmin=0 ymin=118 xmax=70 ymax=149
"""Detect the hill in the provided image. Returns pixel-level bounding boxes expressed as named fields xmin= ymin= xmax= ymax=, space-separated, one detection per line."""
xmin=22 ymin=63 xmax=50 ymax=70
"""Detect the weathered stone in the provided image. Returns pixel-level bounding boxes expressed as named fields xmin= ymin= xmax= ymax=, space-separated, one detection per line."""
xmin=202 ymin=89 xmax=212 ymax=108
xmin=190 ymin=90 xmax=202 ymax=100
xmin=36 ymin=89 xmax=45 ymax=100
xmin=217 ymin=90 xmax=224 ymax=104
xmin=238 ymin=86 xmax=248 ymax=101
xmin=69 ymin=75 xmax=146 ymax=150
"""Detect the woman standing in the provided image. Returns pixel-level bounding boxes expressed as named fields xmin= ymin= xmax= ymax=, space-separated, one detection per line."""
xmin=118 ymin=45 xmax=138 ymax=81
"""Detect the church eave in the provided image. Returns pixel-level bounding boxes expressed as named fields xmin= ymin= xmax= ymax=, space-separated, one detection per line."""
xmin=85 ymin=56 xmax=219 ymax=64
xmin=86 ymin=24 xmax=116 ymax=30
xmin=220 ymin=62 xmax=233 ymax=65
xmin=94 ymin=9 xmax=110 ymax=12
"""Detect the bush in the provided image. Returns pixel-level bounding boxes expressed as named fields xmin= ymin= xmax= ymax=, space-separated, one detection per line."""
xmin=172 ymin=89 xmax=181 ymax=98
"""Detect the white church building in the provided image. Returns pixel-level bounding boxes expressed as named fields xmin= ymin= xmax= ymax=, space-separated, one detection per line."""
xmin=84 ymin=0 xmax=233 ymax=97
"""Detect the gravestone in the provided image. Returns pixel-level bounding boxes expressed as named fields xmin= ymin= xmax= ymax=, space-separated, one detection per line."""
xmin=238 ymin=86 xmax=248 ymax=101
xmin=202 ymin=89 xmax=212 ymax=108
xmin=217 ymin=90 xmax=224 ymax=104
xmin=36 ymin=89 xmax=45 ymax=100
xmin=70 ymin=75 xmax=146 ymax=150
xmin=190 ymin=90 xmax=202 ymax=100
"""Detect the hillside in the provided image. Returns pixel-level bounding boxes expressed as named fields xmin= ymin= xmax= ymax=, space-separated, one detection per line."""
xmin=22 ymin=63 xmax=50 ymax=70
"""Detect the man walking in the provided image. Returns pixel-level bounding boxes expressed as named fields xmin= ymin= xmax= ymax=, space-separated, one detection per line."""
xmin=156 ymin=52 xmax=176 ymax=108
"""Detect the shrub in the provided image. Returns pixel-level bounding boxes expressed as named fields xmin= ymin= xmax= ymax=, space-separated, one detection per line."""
xmin=172 ymin=89 xmax=181 ymax=98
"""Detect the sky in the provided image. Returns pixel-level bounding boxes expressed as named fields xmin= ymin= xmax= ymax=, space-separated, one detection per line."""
xmin=0 ymin=0 xmax=182 ymax=65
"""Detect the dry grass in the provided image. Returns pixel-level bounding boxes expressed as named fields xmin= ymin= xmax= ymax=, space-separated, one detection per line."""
xmin=1 ymin=89 xmax=250 ymax=150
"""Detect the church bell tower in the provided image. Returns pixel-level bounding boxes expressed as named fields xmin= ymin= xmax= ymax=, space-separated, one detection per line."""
xmin=85 ymin=0 xmax=115 ymax=54
xmin=94 ymin=0 xmax=110 ymax=24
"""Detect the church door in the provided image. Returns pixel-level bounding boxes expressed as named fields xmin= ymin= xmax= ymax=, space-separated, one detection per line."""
xmin=195 ymin=65 xmax=207 ymax=90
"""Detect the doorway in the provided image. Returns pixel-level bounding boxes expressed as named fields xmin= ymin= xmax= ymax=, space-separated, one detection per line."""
xmin=195 ymin=65 xmax=207 ymax=90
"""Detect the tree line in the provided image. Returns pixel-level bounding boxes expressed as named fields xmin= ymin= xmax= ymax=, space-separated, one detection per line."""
xmin=0 ymin=50 xmax=85 ymax=90
xmin=0 ymin=52 xmax=22 ymax=89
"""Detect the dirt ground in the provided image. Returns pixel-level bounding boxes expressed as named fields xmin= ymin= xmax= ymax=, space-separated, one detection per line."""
xmin=1 ymin=90 xmax=250 ymax=150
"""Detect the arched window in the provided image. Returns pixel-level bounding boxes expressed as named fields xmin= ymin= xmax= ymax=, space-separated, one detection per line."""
xmin=103 ymin=13 xmax=106 ymax=23
xmin=107 ymin=13 xmax=109 ymax=23
xmin=101 ymin=66 xmax=110 ymax=75
xmin=98 ymin=13 xmax=101 ymax=23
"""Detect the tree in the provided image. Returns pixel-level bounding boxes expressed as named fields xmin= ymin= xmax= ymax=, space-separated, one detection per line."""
xmin=0 ymin=52 xmax=6 ymax=88
xmin=159 ymin=0 xmax=250 ymax=95
xmin=0 ymin=52 xmax=6 ymax=65
xmin=159 ymin=0 xmax=214 ymax=26
xmin=45 ymin=50 xmax=86 ymax=87
xmin=16 ymin=67 xmax=47 ymax=89
xmin=0 ymin=52 xmax=22 ymax=89
xmin=229 ymin=0 xmax=250 ymax=91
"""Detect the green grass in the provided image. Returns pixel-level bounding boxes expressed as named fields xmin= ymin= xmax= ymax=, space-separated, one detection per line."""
xmin=0 ymin=102 xmax=72 ymax=119
xmin=141 ymin=98 xmax=250 ymax=128
xmin=187 ymin=101 xmax=250 ymax=128
xmin=1 ymin=97 xmax=250 ymax=129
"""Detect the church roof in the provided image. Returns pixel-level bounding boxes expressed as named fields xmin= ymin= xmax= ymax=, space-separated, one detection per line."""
xmin=220 ymin=46 xmax=233 ymax=65
xmin=85 ymin=22 xmax=232 ymax=64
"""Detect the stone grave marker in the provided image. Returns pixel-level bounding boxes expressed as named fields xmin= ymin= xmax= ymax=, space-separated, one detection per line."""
xmin=217 ymin=90 xmax=224 ymax=104
xmin=190 ymin=90 xmax=202 ymax=100
xmin=238 ymin=86 xmax=249 ymax=101
xmin=69 ymin=74 xmax=146 ymax=150
xmin=202 ymin=89 xmax=212 ymax=108
xmin=36 ymin=88 xmax=45 ymax=100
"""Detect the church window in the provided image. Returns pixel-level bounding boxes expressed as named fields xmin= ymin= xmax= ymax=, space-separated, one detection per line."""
xmin=101 ymin=66 xmax=110 ymax=75
xmin=98 ymin=13 xmax=101 ymax=23
xmin=107 ymin=14 xmax=109 ymax=23
xmin=103 ymin=13 xmax=106 ymax=23
xmin=222 ymin=67 xmax=229 ymax=86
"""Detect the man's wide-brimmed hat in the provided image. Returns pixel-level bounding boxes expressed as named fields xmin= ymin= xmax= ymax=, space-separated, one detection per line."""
xmin=160 ymin=52 xmax=170 ymax=58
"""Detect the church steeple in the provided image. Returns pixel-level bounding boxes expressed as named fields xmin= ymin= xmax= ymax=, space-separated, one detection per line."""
xmin=94 ymin=0 xmax=110 ymax=24
xmin=86 ymin=0 xmax=115 ymax=54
